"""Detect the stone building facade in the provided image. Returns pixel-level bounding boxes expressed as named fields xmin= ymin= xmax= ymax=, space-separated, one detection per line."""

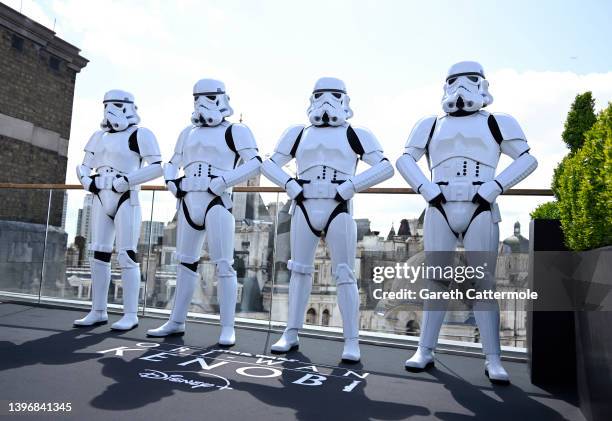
xmin=0 ymin=4 xmax=87 ymax=298
xmin=0 ymin=3 xmax=87 ymax=226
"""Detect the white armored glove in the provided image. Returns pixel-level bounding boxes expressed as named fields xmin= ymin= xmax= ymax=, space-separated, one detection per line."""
xmin=112 ymin=175 xmax=130 ymax=193
xmin=474 ymin=180 xmax=502 ymax=204
xmin=419 ymin=181 xmax=445 ymax=204
xmin=166 ymin=179 xmax=184 ymax=198
xmin=285 ymin=179 xmax=304 ymax=200
xmin=335 ymin=180 xmax=356 ymax=201
xmin=208 ymin=177 xmax=228 ymax=196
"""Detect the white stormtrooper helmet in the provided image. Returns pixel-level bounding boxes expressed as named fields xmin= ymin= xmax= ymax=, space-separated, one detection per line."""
xmin=441 ymin=61 xmax=493 ymax=114
xmin=307 ymin=77 xmax=353 ymax=127
xmin=191 ymin=79 xmax=234 ymax=127
xmin=100 ymin=90 xmax=140 ymax=132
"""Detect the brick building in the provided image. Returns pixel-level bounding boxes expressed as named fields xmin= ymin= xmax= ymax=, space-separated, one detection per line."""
xmin=0 ymin=3 xmax=87 ymax=296
xmin=0 ymin=3 xmax=88 ymax=226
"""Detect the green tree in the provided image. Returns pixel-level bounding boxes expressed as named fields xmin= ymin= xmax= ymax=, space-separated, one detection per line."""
xmin=555 ymin=103 xmax=612 ymax=250
xmin=561 ymin=91 xmax=597 ymax=153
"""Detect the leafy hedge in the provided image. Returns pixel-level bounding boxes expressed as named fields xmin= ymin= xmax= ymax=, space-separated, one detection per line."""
xmin=553 ymin=103 xmax=612 ymax=250
xmin=530 ymin=201 xmax=560 ymax=220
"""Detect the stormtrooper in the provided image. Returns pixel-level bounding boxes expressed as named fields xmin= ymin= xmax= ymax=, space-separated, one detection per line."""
xmin=74 ymin=90 xmax=162 ymax=330
xmin=396 ymin=61 xmax=538 ymax=383
xmin=147 ymin=79 xmax=261 ymax=346
xmin=262 ymin=77 xmax=394 ymax=362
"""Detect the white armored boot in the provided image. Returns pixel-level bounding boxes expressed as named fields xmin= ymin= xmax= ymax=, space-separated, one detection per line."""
xmin=271 ymin=266 xmax=313 ymax=353
xmin=147 ymin=264 xmax=198 ymax=337
xmin=74 ymin=258 xmax=110 ymax=326
xmin=336 ymin=265 xmax=361 ymax=362
xmin=405 ymin=310 xmax=446 ymax=371
xmin=475 ymin=310 xmax=510 ymax=384
xmin=217 ymin=260 xmax=237 ymax=346
xmin=111 ymin=255 xmax=140 ymax=331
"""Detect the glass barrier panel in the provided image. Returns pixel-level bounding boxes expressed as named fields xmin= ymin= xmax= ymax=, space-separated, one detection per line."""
xmin=0 ymin=188 xmax=50 ymax=299
xmin=270 ymin=192 xmax=553 ymax=350
xmin=142 ymin=186 xmax=279 ymax=325
xmin=39 ymin=188 xmax=154 ymax=316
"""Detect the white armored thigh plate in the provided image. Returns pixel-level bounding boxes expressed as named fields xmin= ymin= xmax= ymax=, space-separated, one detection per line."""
xmin=92 ymin=128 xmax=142 ymax=173
xmin=295 ymin=126 xmax=358 ymax=176
xmin=429 ymin=113 xmax=501 ymax=170
xmin=181 ymin=124 xmax=237 ymax=171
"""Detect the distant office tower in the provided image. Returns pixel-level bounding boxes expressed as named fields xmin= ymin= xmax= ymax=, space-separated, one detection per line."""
xmin=140 ymin=221 xmax=165 ymax=248
xmin=76 ymin=194 xmax=94 ymax=241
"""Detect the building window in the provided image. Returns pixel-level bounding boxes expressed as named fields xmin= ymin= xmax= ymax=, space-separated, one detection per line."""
xmin=322 ymin=309 xmax=330 ymax=326
xmin=49 ymin=56 xmax=61 ymax=71
xmin=11 ymin=34 xmax=24 ymax=52
xmin=306 ymin=308 xmax=317 ymax=325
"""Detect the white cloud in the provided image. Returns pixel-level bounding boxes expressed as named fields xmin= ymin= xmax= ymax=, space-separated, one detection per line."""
xmin=9 ymin=1 xmax=612 ymax=242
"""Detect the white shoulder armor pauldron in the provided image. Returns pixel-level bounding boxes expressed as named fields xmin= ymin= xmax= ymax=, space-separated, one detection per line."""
xmin=348 ymin=126 xmax=383 ymax=155
xmin=274 ymin=125 xmax=306 ymax=156
xmin=228 ymin=123 xmax=258 ymax=151
xmin=405 ymin=115 xmax=438 ymax=150
xmin=136 ymin=127 xmax=161 ymax=158
xmin=490 ymin=112 xmax=526 ymax=142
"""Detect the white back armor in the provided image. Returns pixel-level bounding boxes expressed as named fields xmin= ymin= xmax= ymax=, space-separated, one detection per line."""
xmin=89 ymin=126 xmax=142 ymax=174
xmin=295 ymin=125 xmax=358 ymax=177
xmin=179 ymin=122 xmax=237 ymax=172
xmin=429 ymin=111 xmax=500 ymax=170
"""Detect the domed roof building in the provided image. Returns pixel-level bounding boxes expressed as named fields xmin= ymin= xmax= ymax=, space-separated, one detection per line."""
xmin=501 ymin=221 xmax=529 ymax=254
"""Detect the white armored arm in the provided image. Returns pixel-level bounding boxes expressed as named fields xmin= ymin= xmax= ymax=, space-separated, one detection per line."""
xmin=261 ymin=125 xmax=305 ymax=199
xmin=396 ymin=116 xmax=443 ymax=203
xmin=475 ymin=113 xmax=538 ymax=203
xmin=112 ymin=128 xmax=163 ymax=192
xmin=76 ymin=131 xmax=102 ymax=193
xmin=209 ymin=124 xmax=262 ymax=194
xmin=162 ymin=127 xmax=190 ymax=198
xmin=218 ymin=148 xmax=262 ymax=187
xmin=336 ymin=127 xmax=394 ymax=200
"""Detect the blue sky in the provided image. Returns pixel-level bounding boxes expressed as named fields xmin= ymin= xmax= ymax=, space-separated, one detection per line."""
xmin=6 ymin=0 xmax=612 ymax=238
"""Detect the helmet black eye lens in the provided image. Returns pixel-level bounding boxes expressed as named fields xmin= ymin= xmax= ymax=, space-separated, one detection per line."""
xmin=314 ymin=93 xmax=322 ymax=99
xmin=104 ymin=104 xmax=108 ymax=109
xmin=206 ymin=95 xmax=216 ymax=101
xmin=332 ymin=93 xmax=341 ymax=99
xmin=448 ymin=77 xmax=457 ymax=85
xmin=113 ymin=103 xmax=124 ymax=108
xmin=468 ymin=76 xmax=479 ymax=82
xmin=194 ymin=96 xmax=199 ymax=101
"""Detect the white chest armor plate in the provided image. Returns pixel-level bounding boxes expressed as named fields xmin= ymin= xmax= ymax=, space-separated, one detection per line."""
xmin=429 ymin=113 xmax=501 ymax=170
xmin=92 ymin=127 xmax=141 ymax=174
xmin=181 ymin=125 xmax=236 ymax=172
xmin=295 ymin=126 xmax=358 ymax=177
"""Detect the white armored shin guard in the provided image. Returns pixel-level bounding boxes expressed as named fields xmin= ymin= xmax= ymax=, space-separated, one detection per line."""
xmin=474 ymin=310 xmax=510 ymax=383
xmin=271 ymin=261 xmax=313 ymax=353
xmin=286 ymin=260 xmax=314 ymax=331
xmin=74 ymin=257 xmax=111 ymax=327
xmin=111 ymin=251 xmax=141 ymax=330
xmin=170 ymin=264 xmax=199 ymax=324
xmin=216 ymin=259 xmax=237 ymax=346
xmin=335 ymin=263 xmax=361 ymax=362
xmin=91 ymin=258 xmax=112 ymax=312
xmin=216 ymin=259 xmax=237 ymax=328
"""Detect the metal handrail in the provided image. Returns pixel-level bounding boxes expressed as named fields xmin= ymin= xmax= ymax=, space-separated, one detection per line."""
xmin=0 ymin=183 xmax=554 ymax=196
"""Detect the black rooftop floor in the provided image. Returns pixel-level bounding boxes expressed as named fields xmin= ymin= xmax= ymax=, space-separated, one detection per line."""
xmin=0 ymin=302 xmax=584 ymax=421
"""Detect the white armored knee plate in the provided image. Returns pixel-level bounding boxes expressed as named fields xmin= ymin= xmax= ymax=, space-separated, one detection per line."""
xmin=191 ymin=79 xmax=234 ymax=126
xmin=442 ymin=61 xmax=493 ymax=114
xmin=100 ymin=90 xmax=140 ymax=132
xmin=307 ymin=77 xmax=353 ymax=126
